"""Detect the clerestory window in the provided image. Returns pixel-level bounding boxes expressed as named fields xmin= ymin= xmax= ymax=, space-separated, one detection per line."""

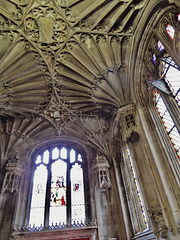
xmin=29 ymin=146 xmax=87 ymax=227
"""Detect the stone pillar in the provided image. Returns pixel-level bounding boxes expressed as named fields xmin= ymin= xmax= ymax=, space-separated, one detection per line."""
xmin=117 ymin=104 xmax=174 ymax=239
xmin=112 ymin=157 xmax=133 ymax=240
xmin=137 ymin=103 xmax=180 ymax=239
xmin=0 ymin=155 xmax=24 ymax=240
xmin=91 ymin=155 xmax=117 ymax=240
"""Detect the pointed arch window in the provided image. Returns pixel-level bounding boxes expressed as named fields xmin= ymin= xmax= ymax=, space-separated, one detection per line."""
xmin=153 ymin=56 xmax=180 ymax=158
xmin=29 ymin=146 xmax=86 ymax=227
xmin=149 ymin=14 xmax=180 ymax=159
xmin=154 ymin=90 xmax=180 ymax=158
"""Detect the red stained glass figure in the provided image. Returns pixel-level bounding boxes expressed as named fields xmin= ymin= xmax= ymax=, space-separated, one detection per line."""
xmin=74 ymin=184 xmax=79 ymax=191
xmin=61 ymin=196 xmax=65 ymax=205
xmin=166 ymin=24 xmax=175 ymax=40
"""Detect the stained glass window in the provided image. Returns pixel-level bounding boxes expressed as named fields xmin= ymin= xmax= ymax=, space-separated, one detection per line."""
xmin=166 ymin=24 xmax=175 ymax=40
xmin=154 ymin=91 xmax=180 ymax=159
xmin=71 ymin=163 xmax=85 ymax=222
xmin=160 ymin=57 xmax=180 ymax=106
xmin=152 ymin=54 xmax=156 ymax=64
xmin=50 ymin=160 xmax=67 ymax=224
xmin=157 ymin=41 xmax=164 ymax=51
xmin=29 ymin=146 xmax=86 ymax=227
xmin=178 ymin=14 xmax=180 ymax=22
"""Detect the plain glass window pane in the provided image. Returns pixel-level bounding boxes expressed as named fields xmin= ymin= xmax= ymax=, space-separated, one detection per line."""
xmin=60 ymin=147 xmax=67 ymax=159
xmin=29 ymin=164 xmax=47 ymax=226
xmin=71 ymin=163 xmax=85 ymax=222
xmin=77 ymin=154 xmax=82 ymax=162
xmin=52 ymin=147 xmax=59 ymax=160
xmin=70 ymin=149 xmax=75 ymax=163
xmin=35 ymin=155 xmax=41 ymax=164
xmin=43 ymin=150 xmax=49 ymax=164
xmin=29 ymin=208 xmax=45 ymax=227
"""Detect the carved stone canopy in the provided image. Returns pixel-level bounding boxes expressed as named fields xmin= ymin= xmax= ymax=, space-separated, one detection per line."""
xmin=5 ymin=155 xmax=24 ymax=171
xmin=91 ymin=155 xmax=111 ymax=189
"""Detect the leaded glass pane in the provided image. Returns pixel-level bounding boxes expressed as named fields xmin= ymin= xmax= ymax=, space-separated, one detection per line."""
xmin=70 ymin=149 xmax=75 ymax=163
xmin=50 ymin=159 xmax=67 ymax=224
xmin=77 ymin=154 xmax=82 ymax=162
xmin=71 ymin=163 xmax=85 ymax=222
xmin=162 ymin=111 xmax=174 ymax=133
xmin=163 ymin=60 xmax=180 ymax=106
xmin=35 ymin=155 xmax=41 ymax=164
xmin=52 ymin=147 xmax=59 ymax=159
xmin=154 ymin=91 xmax=180 ymax=158
xmin=157 ymin=41 xmax=164 ymax=51
xmin=169 ymin=127 xmax=180 ymax=153
xmin=178 ymin=13 xmax=180 ymax=21
xmin=60 ymin=147 xmax=67 ymax=159
xmin=29 ymin=164 xmax=47 ymax=226
xmin=156 ymin=97 xmax=167 ymax=116
xmin=43 ymin=150 xmax=49 ymax=164
xmin=166 ymin=24 xmax=175 ymax=40
xmin=152 ymin=54 xmax=156 ymax=64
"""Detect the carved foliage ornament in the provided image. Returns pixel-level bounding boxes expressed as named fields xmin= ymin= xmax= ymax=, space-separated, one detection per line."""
xmin=0 ymin=0 xmax=29 ymax=28
xmin=44 ymin=98 xmax=70 ymax=122
xmin=24 ymin=5 xmax=67 ymax=50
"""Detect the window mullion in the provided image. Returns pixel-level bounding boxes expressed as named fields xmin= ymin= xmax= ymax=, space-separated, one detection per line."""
xmin=44 ymin=149 xmax=52 ymax=228
xmin=67 ymin=147 xmax=71 ymax=225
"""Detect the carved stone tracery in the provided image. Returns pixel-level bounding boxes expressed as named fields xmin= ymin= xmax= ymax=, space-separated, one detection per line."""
xmin=1 ymin=155 xmax=24 ymax=194
xmin=24 ymin=5 xmax=68 ymax=50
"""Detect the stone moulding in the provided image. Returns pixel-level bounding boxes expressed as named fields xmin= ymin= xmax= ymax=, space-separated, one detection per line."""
xmin=13 ymin=225 xmax=98 ymax=240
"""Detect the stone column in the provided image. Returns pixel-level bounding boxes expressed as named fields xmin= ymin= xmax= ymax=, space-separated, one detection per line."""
xmin=138 ymin=102 xmax=180 ymax=239
xmin=112 ymin=157 xmax=133 ymax=240
xmin=117 ymin=104 xmax=174 ymax=239
xmin=0 ymin=155 xmax=24 ymax=240
xmin=91 ymin=155 xmax=117 ymax=240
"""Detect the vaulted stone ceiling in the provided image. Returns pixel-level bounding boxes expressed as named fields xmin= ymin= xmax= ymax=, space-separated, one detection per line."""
xmin=0 ymin=0 xmax=147 ymax=164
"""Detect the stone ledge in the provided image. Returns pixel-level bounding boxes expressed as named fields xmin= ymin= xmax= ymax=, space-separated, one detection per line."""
xmin=132 ymin=229 xmax=156 ymax=240
xmin=12 ymin=227 xmax=98 ymax=240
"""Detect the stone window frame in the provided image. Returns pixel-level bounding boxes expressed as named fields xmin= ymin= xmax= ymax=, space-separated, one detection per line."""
xmin=24 ymin=143 xmax=92 ymax=230
xmin=144 ymin=9 xmax=180 ymax=186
